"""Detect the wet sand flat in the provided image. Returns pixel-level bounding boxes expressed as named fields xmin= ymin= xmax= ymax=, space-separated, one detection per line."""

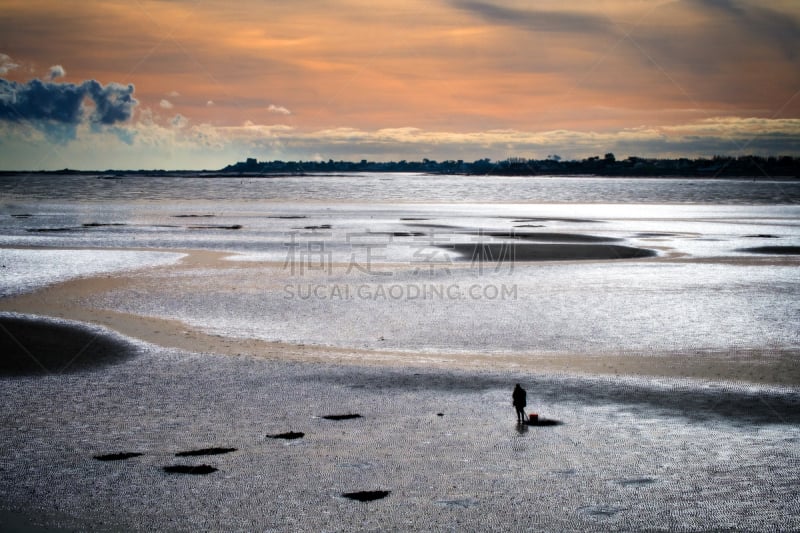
xmin=0 ymin=243 xmax=799 ymax=530
xmin=0 ymin=315 xmax=798 ymax=531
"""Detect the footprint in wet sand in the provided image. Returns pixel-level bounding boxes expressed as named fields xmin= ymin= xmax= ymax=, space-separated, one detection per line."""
xmin=93 ymin=452 xmax=143 ymax=461
xmin=342 ymin=490 xmax=390 ymax=502
xmin=175 ymin=447 xmax=237 ymax=457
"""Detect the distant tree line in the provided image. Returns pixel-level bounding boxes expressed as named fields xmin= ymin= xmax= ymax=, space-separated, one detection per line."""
xmin=6 ymin=154 xmax=798 ymax=177
xmin=222 ymin=154 xmax=800 ymax=177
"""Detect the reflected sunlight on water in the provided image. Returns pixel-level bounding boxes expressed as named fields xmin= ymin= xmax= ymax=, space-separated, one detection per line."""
xmin=2 ymin=174 xmax=798 ymax=355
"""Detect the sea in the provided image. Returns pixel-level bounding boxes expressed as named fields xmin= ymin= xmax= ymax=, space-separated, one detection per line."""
xmin=1 ymin=173 xmax=798 ymax=356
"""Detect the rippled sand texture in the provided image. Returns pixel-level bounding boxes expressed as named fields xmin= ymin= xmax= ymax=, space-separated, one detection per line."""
xmin=0 ymin=316 xmax=798 ymax=531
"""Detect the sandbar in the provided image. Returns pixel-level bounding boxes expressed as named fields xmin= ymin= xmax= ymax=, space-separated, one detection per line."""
xmin=0 ymin=247 xmax=796 ymax=386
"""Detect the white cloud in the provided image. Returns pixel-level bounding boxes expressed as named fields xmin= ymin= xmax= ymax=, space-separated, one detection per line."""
xmin=219 ymin=118 xmax=799 ymax=160
xmin=206 ymin=100 xmax=214 ymax=106
xmin=47 ymin=65 xmax=65 ymax=80
xmin=171 ymin=114 xmax=188 ymax=128
xmin=0 ymin=53 xmax=19 ymax=75
xmin=1 ymin=114 xmax=797 ymax=170
xmin=160 ymin=99 xmax=174 ymax=109
xmin=662 ymin=117 xmax=800 ymax=136
xmin=168 ymin=90 xmax=180 ymax=98
xmin=268 ymin=104 xmax=291 ymax=115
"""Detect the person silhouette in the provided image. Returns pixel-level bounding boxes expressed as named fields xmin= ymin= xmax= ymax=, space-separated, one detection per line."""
xmin=512 ymin=383 xmax=527 ymax=424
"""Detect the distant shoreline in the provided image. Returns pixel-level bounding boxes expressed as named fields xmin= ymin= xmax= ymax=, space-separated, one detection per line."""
xmin=1 ymin=153 xmax=799 ymax=178
xmin=1 ymin=170 xmax=799 ymax=180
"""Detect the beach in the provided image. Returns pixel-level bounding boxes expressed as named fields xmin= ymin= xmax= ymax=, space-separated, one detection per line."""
xmin=1 ymin=174 xmax=799 ymax=530
xmin=5 ymin=0 xmax=800 ymax=527
xmin=1 ymin=310 xmax=799 ymax=531
xmin=1 ymin=246 xmax=799 ymax=531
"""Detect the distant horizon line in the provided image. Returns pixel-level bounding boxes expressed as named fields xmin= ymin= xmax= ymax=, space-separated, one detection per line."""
xmin=2 ymin=153 xmax=799 ymax=178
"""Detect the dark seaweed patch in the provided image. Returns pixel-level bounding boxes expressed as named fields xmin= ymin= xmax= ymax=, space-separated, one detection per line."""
xmin=447 ymin=243 xmax=656 ymax=262
xmin=175 ymin=447 xmax=237 ymax=457
xmin=188 ymin=224 xmax=243 ymax=230
xmin=26 ymin=227 xmax=73 ymax=232
xmin=82 ymin=222 xmax=127 ymax=227
xmin=302 ymin=224 xmax=332 ymax=230
xmin=342 ymin=490 xmax=390 ymax=502
xmin=163 ymin=464 xmax=217 ymax=475
xmin=93 ymin=452 xmax=143 ymax=461
xmin=739 ymin=246 xmax=800 ymax=255
xmin=322 ymin=414 xmax=362 ymax=420
xmin=267 ymin=431 xmax=305 ymax=440
xmin=172 ymin=214 xmax=215 ymax=218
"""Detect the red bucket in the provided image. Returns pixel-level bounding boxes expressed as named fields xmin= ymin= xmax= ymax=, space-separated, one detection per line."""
xmin=529 ymin=413 xmax=538 ymax=423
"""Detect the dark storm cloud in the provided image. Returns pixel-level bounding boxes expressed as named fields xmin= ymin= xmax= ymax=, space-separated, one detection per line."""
xmin=449 ymin=0 xmax=614 ymax=34
xmin=0 ymin=77 xmax=137 ymax=127
xmin=690 ymin=0 xmax=800 ymax=61
xmin=83 ymin=80 xmax=137 ymax=125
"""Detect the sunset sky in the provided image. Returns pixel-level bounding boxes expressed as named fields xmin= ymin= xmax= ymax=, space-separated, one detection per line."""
xmin=1 ymin=0 xmax=799 ymax=169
